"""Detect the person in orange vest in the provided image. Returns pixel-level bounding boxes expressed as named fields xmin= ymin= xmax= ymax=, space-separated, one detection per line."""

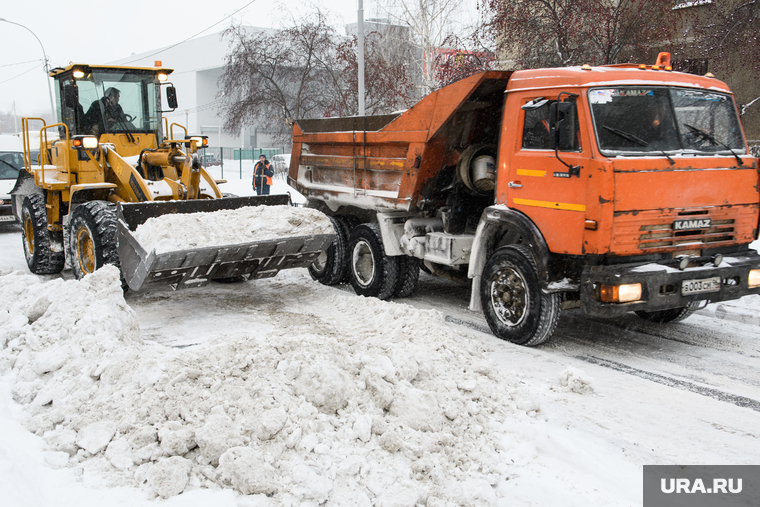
xmin=252 ymin=154 xmax=274 ymax=195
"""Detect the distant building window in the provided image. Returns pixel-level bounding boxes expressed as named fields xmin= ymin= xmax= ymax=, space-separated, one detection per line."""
xmin=672 ymin=59 xmax=709 ymax=76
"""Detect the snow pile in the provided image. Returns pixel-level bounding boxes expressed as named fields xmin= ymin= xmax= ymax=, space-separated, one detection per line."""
xmin=558 ymin=367 xmax=595 ymax=395
xmin=132 ymin=205 xmax=333 ymax=254
xmin=0 ymin=267 xmax=545 ymax=504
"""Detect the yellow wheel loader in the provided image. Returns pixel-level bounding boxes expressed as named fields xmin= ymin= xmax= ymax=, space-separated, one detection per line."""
xmin=12 ymin=63 xmax=334 ymax=290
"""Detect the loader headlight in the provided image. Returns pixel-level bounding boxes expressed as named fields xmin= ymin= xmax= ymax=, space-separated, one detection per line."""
xmin=157 ymin=73 xmax=169 ymax=82
xmin=188 ymin=136 xmax=208 ymax=149
xmin=72 ymin=69 xmax=85 ymax=79
xmin=598 ymin=283 xmax=642 ymax=303
xmin=72 ymin=136 xmax=98 ymax=150
xmin=749 ymin=269 xmax=760 ymax=288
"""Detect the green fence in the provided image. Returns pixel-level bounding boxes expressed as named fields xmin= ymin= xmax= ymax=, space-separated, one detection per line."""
xmin=232 ymin=148 xmax=282 ymax=161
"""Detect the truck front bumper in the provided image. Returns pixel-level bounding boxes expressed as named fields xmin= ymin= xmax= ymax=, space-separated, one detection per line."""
xmin=580 ymin=250 xmax=760 ymax=318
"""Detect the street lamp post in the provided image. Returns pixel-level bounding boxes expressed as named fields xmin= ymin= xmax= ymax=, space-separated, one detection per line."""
xmin=0 ymin=18 xmax=56 ymax=120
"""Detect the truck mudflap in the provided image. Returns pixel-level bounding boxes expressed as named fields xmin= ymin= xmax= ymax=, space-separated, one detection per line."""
xmin=579 ymin=249 xmax=760 ymax=318
xmin=116 ymin=196 xmax=336 ymax=291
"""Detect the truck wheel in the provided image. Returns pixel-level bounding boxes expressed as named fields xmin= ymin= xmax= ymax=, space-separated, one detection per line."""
xmin=69 ymin=201 xmax=121 ymax=280
xmin=635 ymin=302 xmax=700 ymax=323
xmin=309 ymin=215 xmax=350 ymax=286
xmin=348 ymin=223 xmax=399 ymax=300
xmin=393 ymin=256 xmax=420 ymax=298
xmin=21 ymin=193 xmax=65 ymax=275
xmin=480 ymin=245 xmax=560 ymax=346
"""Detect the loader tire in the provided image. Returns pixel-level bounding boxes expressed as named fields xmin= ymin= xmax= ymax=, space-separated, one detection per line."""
xmin=348 ymin=223 xmax=399 ymax=300
xmin=69 ymin=201 xmax=121 ymax=281
xmin=21 ymin=193 xmax=65 ymax=275
xmin=635 ymin=302 xmax=700 ymax=323
xmin=308 ymin=215 xmax=349 ymax=286
xmin=392 ymin=256 xmax=420 ymax=298
xmin=480 ymin=245 xmax=560 ymax=346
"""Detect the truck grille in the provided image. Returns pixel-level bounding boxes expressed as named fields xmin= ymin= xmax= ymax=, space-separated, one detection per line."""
xmin=610 ymin=205 xmax=758 ymax=255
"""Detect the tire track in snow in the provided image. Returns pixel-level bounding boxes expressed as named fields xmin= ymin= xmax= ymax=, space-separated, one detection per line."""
xmin=576 ymin=355 xmax=760 ymax=412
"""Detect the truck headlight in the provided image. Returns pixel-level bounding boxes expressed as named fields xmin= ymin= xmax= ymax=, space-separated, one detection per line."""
xmin=749 ymin=269 xmax=760 ymax=288
xmin=598 ymin=283 xmax=642 ymax=303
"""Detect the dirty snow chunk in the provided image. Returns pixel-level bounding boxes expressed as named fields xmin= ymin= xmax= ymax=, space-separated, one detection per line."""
xmin=76 ymin=420 xmax=117 ymax=454
xmin=132 ymin=205 xmax=333 ymax=254
xmin=147 ymin=456 xmax=192 ymax=499
xmin=353 ymin=414 xmax=373 ymax=442
xmin=255 ymin=407 xmax=288 ymax=441
xmin=389 ymin=386 xmax=444 ymax=432
xmin=294 ymin=361 xmax=353 ymax=413
xmin=291 ymin=464 xmax=333 ymax=503
xmin=195 ymin=414 xmax=244 ymax=466
xmin=32 ymin=345 xmax=69 ymax=375
xmin=43 ymin=428 xmax=78 ymax=456
xmin=559 ymin=366 xmax=595 ymax=394
xmin=218 ymin=447 xmax=278 ymax=496
xmin=158 ymin=421 xmax=196 ymax=456
xmin=105 ymin=439 xmax=135 ymax=470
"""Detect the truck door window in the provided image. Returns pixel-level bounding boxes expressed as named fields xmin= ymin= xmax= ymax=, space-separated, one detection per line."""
xmin=522 ymin=102 xmax=552 ymax=150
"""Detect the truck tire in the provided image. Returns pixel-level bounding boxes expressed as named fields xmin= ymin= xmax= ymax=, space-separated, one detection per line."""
xmin=348 ymin=223 xmax=399 ymax=300
xmin=393 ymin=256 xmax=420 ymax=298
xmin=635 ymin=301 xmax=700 ymax=323
xmin=309 ymin=215 xmax=350 ymax=286
xmin=21 ymin=193 xmax=65 ymax=275
xmin=69 ymin=201 xmax=121 ymax=281
xmin=480 ymin=245 xmax=560 ymax=346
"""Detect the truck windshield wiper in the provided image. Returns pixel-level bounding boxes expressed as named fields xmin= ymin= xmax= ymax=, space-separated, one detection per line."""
xmin=603 ymin=125 xmax=675 ymax=165
xmin=683 ymin=123 xmax=743 ymax=166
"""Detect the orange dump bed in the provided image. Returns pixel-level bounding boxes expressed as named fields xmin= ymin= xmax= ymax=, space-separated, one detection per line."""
xmin=288 ymin=71 xmax=512 ymax=211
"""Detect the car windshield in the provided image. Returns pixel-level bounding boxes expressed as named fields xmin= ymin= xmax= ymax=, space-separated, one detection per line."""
xmin=0 ymin=151 xmax=23 ymax=179
xmin=589 ymin=87 xmax=745 ymax=156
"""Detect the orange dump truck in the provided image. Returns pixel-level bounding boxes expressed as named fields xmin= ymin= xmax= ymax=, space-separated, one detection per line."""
xmin=288 ymin=54 xmax=760 ymax=346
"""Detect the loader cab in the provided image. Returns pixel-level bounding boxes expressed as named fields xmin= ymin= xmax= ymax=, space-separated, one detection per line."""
xmin=52 ymin=64 xmax=174 ymax=140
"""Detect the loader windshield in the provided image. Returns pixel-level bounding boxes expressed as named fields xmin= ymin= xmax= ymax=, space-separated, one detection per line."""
xmin=71 ymin=70 xmax=160 ymax=137
xmin=589 ymin=87 xmax=745 ymax=156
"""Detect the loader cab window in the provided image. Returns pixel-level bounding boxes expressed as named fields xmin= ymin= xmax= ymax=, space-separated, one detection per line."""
xmin=65 ymin=70 xmax=160 ymax=137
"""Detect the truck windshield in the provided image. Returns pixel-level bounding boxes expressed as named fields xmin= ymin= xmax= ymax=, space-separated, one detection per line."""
xmin=589 ymin=87 xmax=745 ymax=156
xmin=73 ymin=70 xmax=159 ymax=136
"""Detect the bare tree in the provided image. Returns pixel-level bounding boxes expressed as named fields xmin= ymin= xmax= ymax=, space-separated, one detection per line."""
xmin=376 ymin=0 xmax=475 ymax=96
xmin=219 ymin=12 xmax=341 ymax=144
xmin=433 ymin=33 xmax=495 ymax=88
xmin=484 ymin=0 xmax=672 ymax=69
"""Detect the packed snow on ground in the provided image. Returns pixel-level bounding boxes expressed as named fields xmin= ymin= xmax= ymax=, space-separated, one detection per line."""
xmin=0 ymin=265 xmax=546 ymax=505
xmin=132 ymin=206 xmax=333 ymax=254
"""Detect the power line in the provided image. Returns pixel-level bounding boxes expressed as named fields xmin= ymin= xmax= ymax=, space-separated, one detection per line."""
xmin=0 ymin=62 xmax=40 ymax=85
xmin=0 ymin=58 xmax=42 ymax=68
xmin=123 ymin=0 xmax=257 ymax=64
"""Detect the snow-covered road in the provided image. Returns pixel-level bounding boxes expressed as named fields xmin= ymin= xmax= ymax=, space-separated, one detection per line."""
xmin=1 ymin=196 xmax=759 ymax=506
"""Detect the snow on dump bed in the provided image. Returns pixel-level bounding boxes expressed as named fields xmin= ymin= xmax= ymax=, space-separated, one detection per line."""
xmin=0 ymin=267 xmax=548 ymax=505
xmin=132 ymin=205 xmax=333 ymax=254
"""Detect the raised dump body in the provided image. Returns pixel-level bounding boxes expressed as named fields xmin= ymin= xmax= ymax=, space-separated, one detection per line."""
xmin=289 ymin=71 xmax=512 ymax=212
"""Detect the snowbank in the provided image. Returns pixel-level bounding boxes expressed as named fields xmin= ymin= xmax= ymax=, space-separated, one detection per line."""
xmin=132 ymin=205 xmax=333 ymax=254
xmin=0 ymin=266 xmax=553 ymax=504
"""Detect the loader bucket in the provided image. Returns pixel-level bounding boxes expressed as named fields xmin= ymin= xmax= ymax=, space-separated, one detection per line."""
xmin=115 ymin=196 xmax=336 ymax=291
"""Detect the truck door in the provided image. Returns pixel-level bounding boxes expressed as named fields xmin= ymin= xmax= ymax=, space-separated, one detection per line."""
xmin=503 ymin=95 xmax=589 ymax=255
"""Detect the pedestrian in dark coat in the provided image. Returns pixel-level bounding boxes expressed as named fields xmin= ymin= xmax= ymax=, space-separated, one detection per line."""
xmin=252 ymin=154 xmax=274 ymax=195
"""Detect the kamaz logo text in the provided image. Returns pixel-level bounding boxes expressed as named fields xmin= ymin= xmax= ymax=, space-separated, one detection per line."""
xmin=661 ymin=478 xmax=742 ymax=494
xmin=673 ymin=218 xmax=711 ymax=231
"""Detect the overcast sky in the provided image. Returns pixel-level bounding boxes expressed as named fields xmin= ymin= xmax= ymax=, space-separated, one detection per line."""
xmin=0 ymin=0 xmax=366 ymax=124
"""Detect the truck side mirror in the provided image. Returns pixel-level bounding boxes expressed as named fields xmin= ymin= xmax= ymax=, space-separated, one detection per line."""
xmin=166 ymin=86 xmax=178 ymax=110
xmin=549 ymin=101 xmax=574 ymax=151
xmin=64 ymin=85 xmax=79 ymax=109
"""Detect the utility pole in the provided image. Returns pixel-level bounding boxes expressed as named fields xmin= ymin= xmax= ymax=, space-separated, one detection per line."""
xmin=357 ymin=0 xmax=365 ymax=116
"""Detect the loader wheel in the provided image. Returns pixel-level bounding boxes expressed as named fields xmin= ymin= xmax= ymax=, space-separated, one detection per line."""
xmin=69 ymin=201 xmax=121 ymax=281
xmin=635 ymin=301 xmax=700 ymax=323
xmin=392 ymin=256 xmax=420 ymax=298
xmin=308 ymin=215 xmax=349 ymax=286
xmin=348 ymin=223 xmax=399 ymax=300
xmin=21 ymin=193 xmax=65 ymax=275
xmin=480 ymin=245 xmax=560 ymax=346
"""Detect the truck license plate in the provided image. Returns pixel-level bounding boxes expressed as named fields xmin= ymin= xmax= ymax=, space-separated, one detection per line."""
xmin=0 ymin=215 xmax=15 ymax=222
xmin=681 ymin=276 xmax=721 ymax=295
